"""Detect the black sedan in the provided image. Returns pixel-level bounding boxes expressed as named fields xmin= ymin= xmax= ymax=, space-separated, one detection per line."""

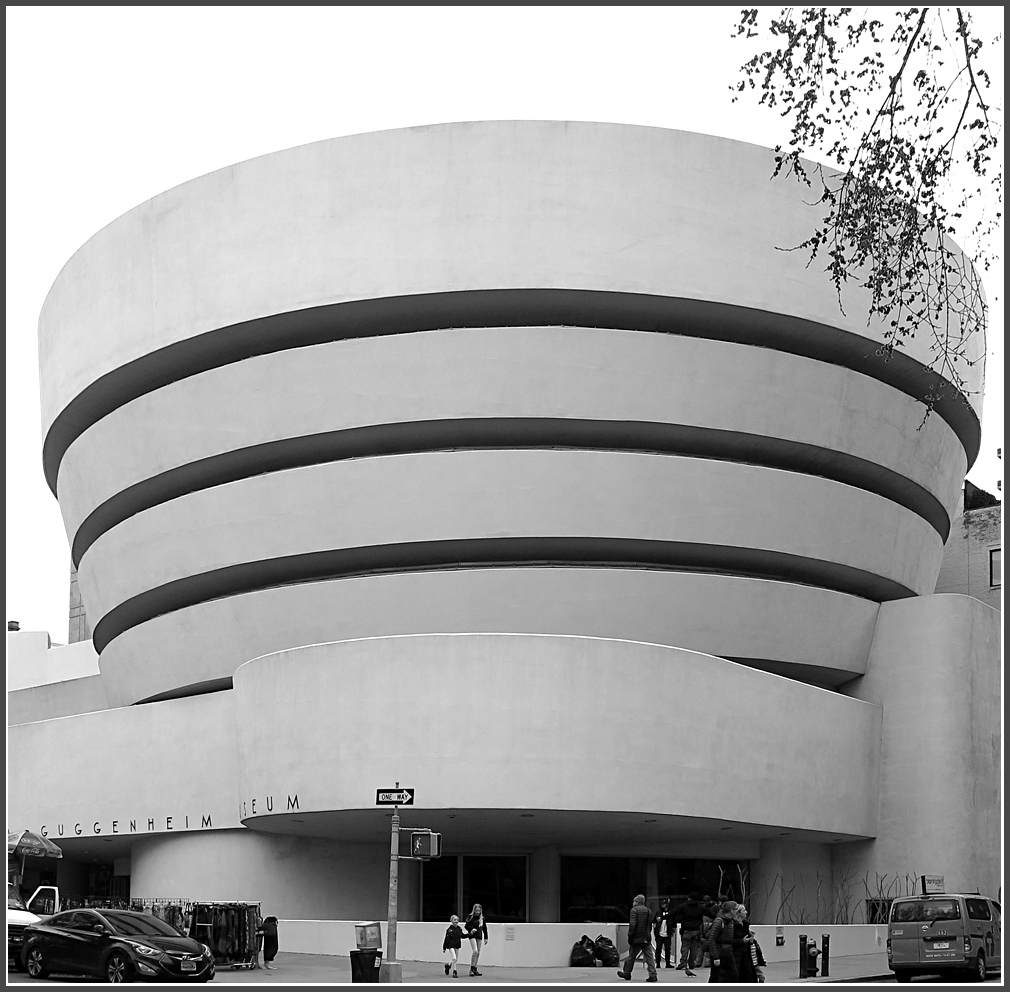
xmin=21 ymin=908 xmax=215 ymax=983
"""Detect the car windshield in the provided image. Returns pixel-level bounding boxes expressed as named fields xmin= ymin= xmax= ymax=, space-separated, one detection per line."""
xmin=8 ymin=884 xmax=29 ymax=911
xmin=892 ymin=899 xmax=961 ymax=922
xmin=102 ymin=912 xmax=184 ymax=937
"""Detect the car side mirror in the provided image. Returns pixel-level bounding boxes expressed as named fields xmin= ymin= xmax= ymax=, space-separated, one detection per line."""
xmin=92 ymin=924 xmax=106 ymax=933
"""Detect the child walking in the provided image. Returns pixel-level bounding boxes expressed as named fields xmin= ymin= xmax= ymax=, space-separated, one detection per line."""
xmin=443 ymin=915 xmax=464 ymax=978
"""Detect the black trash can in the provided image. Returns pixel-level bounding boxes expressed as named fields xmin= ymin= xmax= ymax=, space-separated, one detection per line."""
xmin=350 ymin=949 xmax=383 ymax=983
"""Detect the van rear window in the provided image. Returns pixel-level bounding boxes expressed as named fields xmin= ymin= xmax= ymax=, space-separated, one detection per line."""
xmin=891 ymin=899 xmax=961 ymax=922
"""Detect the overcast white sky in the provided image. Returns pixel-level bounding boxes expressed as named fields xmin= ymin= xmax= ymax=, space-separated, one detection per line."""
xmin=5 ymin=6 xmax=1004 ymax=641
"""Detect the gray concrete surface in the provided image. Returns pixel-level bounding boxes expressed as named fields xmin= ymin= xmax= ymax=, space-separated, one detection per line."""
xmin=4 ymin=948 xmax=892 ymax=984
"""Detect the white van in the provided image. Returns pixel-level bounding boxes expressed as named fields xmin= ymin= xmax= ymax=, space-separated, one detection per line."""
xmin=7 ymin=884 xmax=41 ymax=970
xmin=888 ymin=893 xmax=1001 ymax=982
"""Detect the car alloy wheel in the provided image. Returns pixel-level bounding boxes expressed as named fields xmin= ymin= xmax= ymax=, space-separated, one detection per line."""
xmin=106 ymin=951 xmax=134 ymax=983
xmin=26 ymin=946 xmax=49 ymax=979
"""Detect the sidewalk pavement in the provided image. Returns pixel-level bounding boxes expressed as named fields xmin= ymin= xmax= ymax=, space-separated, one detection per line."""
xmin=210 ymin=950 xmax=894 ymax=984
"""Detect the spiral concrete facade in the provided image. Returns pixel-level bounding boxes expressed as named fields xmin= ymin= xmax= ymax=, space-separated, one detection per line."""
xmin=10 ymin=122 xmax=999 ymax=924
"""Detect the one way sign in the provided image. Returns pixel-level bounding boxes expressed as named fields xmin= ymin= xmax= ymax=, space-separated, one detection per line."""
xmin=376 ymin=788 xmax=414 ymax=806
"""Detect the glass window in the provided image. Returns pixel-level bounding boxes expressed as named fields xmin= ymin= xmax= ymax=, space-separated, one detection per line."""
xmin=462 ymin=856 xmax=527 ymax=923
xmin=560 ymin=857 xmax=749 ymax=923
xmin=8 ymin=884 xmax=28 ymax=911
xmin=102 ymin=911 xmax=183 ymax=937
xmin=966 ymin=898 xmax=992 ymax=920
xmin=46 ymin=912 xmax=76 ymax=930
xmin=422 ymin=855 xmax=459 ymax=922
xmin=891 ymin=899 xmax=961 ymax=922
xmin=990 ymin=548 xmax=1001 ymax=587
xmin=69 ymin=911 xmax=102 ymax=930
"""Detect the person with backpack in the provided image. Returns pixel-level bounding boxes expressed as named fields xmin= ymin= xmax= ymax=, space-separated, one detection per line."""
xmin=616 ymin=894 xmax=658 ymax=982
xmin=704 ymin=901 xmax=739 ymax=983
xmin=672 ymin=891 xmax=704 ymax=975
xmin=442 ymin=915 xmax=464 ymax=978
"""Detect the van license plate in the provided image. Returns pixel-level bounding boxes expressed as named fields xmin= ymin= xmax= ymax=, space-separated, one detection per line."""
xmin=181 ymin=960 xmax=197 ymax=971
xmin=931 ymin=942 xmax=950 ymax=950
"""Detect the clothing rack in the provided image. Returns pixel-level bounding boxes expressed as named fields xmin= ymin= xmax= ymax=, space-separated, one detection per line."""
xmin=188 ymin=901 xmax=262 ymax=970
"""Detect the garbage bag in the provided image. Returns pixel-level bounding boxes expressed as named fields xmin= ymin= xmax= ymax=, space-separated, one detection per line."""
xmin=594 ymin=934 xmax=620 ymax=967
xmin=570 ymin=936 xmax=597 ymax=967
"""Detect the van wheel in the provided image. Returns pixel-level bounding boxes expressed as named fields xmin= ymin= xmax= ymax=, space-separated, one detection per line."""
xmin=26 ymin=946 xmax=49 ymax=979
xmin=971 ymin=951 xmax=986 ymax=982
xmin=894 ymin=970 xmax=912 ymax=983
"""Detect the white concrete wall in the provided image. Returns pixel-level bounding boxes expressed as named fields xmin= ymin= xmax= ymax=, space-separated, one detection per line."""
xmin=836 ymin=594 xmax=1002 ymax=897
xmin=750 ymin=839 xmax=835 ymax=925
xmin=274 ymin=919 xmax=885 ymax=965
xmin=39 ymin=122 xmax=983 ymax=439
xmin=130 ymin=830 xmax=392 ymax=921
xmin=80 ymin=449 xmax=940 ymax=622
xmin=6 ymin=630 xmax=99 ymax=692
xmin=7 ymin=691 xmax=241 ymax=840
xmin=8 ymin=674 xmax=110 ymax=723
xmin=231 ymin=634 xmax=882 ymax=838
xmin=58 ymin=327 xmax=965 ymax=541
xmin=96 ymin=569 xmax=879 ymax=707
xmin=278 ymin=919 xmax=626 ymax=966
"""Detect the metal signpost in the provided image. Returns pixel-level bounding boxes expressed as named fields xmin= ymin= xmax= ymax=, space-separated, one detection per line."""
xmin=375 ymin=786 xmax=440 ymax=984
xmin=376 ymin=784 xmax=412 ymax=983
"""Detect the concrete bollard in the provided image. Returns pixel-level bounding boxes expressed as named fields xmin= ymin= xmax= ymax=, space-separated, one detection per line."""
xmin=821 ymin=934 xmax=830 ymax=977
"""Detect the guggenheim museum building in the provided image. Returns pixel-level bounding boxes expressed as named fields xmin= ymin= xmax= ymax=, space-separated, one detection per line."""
xmin=8 ymin=121 xmax=1000 ymax=925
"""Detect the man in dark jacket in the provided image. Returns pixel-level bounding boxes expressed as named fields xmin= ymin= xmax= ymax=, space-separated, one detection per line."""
xmin=653 ymin=898 xmax=675 ymax=969
xmin=672 ymin=891 xmax=703 ymax=974
xmin=617 ymin=894 xmax=658 ymax=982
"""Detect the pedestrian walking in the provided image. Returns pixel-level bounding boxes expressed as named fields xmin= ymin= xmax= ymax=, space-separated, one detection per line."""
xmin=463 ymin=903 xmax=488 ymax=977
xmin=672 ymin=890 xmax=704 ymax=975
xmin=699 ymin=895 xmax=718 ymax=969
xmin=732 ymin=905 xmax=766 ymax=983
xmin=653 ymin=898 xmax=675 ymax=969
xmin=617 ymin=893 xmax=658 ymax=982
xmin=442 ymin=914 xmax=464 ymax=978
xmin=257 ymin=915 xmax=279 ymax=970
xmin=730 ymin=904 xmax=758 ymax=983
xmin=704 ymin=901 xmax=738 ymax=983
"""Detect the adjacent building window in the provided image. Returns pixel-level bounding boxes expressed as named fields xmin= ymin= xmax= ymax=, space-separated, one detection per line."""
xmin=865 ymin=899 xmax=892 ymax=924
xmin=990 ymin=548 xmax=1001 ymax=588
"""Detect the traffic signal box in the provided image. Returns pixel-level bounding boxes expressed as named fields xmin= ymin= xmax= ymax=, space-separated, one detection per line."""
xmin=410 ymin=830 xmax=442 ymax=859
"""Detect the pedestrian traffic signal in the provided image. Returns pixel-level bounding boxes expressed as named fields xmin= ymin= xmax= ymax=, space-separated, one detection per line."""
xmin=410 ymin=830 xmax=441 ymax=859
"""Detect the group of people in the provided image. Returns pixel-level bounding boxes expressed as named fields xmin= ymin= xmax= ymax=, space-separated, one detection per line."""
xmin=619 ymin=892 xmax=766 ymax=983
xmin=442 ymin=903 xmax=488 ymax=978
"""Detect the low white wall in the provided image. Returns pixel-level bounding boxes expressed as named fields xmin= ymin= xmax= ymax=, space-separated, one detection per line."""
xmin=277 ymin=920 xmax=884 ymax=967
xmin=749 ymin=924 xmax=887 ymax=964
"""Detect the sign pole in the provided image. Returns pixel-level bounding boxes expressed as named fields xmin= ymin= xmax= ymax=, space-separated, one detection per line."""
xmin=383 ymin=782 xmax=402 ymax=983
